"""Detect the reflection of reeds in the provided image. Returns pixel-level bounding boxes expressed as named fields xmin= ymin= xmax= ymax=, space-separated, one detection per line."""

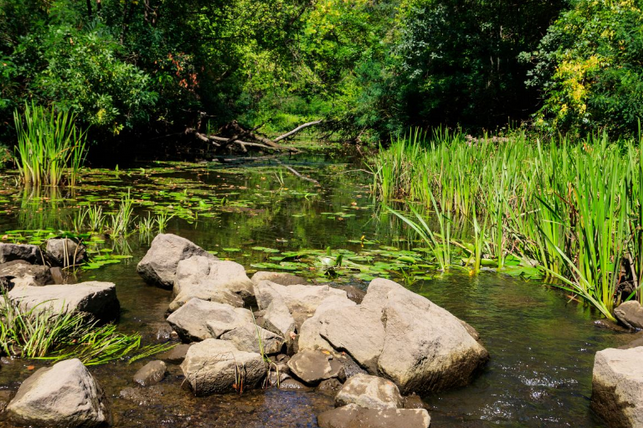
xmin=373 ymin=130 xmax=643 ymax=320
xmin=13 ymin=103 xmax=87 ymax=187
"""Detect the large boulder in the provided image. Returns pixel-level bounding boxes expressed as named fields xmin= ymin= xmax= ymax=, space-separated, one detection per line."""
xmin=6 ymin=359 xmax=110 ymax=428
xmin=169 ymin=256 xmax=252 ymax=311
xmin=592 ymin=347 xmax=643 ymax=428
xmin=369 ymin=279 xmax=488 ymax=393
xmin=615 ymin=301 xmax=643 ymax=330
xmin=45 ymin=238 xmax=86 ymax=267
xmin=0 ymin=243 xmax=44 ymax=265
xmin=335 ymin=374 xmax=403 ymax=410
xmin=136 ymin=234 xmax=216 ymax=289
xmin=0 ymin=260 xmax=53 ymax=289
xmin=299 ymin=278 xmax=488 ymax=394
xmin=166 ymin=298 xmax=253 ymax=342
xmin=8 ymin=281 xmax=120 ymax=322
xmin=317 ymin=404 xmax=431 ymax=428
xmin=180 ymin=339 xmax=267 ymax=395
xmin=298 ymin=296 xmax=356 ymax=352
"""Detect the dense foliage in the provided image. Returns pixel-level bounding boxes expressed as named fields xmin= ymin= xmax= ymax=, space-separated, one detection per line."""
xmin=1 ymin=0 xmax=641 ymax=149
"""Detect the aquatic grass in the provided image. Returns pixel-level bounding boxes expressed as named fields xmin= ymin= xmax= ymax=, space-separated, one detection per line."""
xmin=13 ymin=103 xmax=87 ymax=187
xmin=372 ymin=129 xmax=643 ymax=318
xmin=0 ymin=296 xmax=172 ymax=365
xmin=109 ymin=189 xmax=135 ymax=236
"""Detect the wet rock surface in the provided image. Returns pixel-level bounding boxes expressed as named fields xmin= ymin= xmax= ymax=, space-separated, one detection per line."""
xmin=592 ymin=346 xmax=643 ymax=428
xmin=335 ymin=373 xmax=403 ymax=410
xmin=5 ymin=359 xmax=110 ymax=428
xmin=133 ymin=360 xmax=167 ymax=387
xmin=287 ymin=349 xmax=343 ymax=385
xmin=317 ymin=404 xmax=431 ymax=428
xmin=45 ymin=238 xmax=86 ymax=267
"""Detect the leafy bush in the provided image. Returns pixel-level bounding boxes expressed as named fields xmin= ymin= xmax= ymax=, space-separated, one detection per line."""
xmin=526 ymin=0 xmax=643 ymax=136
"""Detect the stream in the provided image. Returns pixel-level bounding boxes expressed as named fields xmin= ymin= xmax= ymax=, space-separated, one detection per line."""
xmin=0 ymin=153 xmax=630 ymax=427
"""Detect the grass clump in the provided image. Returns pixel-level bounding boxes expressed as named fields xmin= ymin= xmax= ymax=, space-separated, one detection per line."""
xmin=373 ymin=129 xmax=643 ymax=321
xmin=13 ymin=102 xmax=87 ymax=187
xmin=0 ymin=297 xmax=172 ymax=365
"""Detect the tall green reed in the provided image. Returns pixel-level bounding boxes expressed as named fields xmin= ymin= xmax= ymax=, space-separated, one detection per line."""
xmin=13 ymin=103 xmax=87 ymax=187
xmin=372 ymin=129 xmax=642 ymax=319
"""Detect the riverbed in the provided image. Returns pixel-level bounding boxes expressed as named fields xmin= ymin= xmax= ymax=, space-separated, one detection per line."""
xmin=0 ymin=154 xmax=628 ymax=427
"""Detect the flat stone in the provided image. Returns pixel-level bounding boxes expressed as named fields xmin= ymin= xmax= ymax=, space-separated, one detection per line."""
xmin=133 ymin=360 xmax=167 ymax=386
xmin=137 ymin=233 xmax=217 ymax=289
xmin=592 ymin=347 xmax=643 ymax=427
xmin=317 ymin=404 xmax=431 ymax=428
xmin=6 ymin=359 xmax=110 ymax=428
xmin=615 ymin=301 xmax=643 ymax=330
xmin=279 ymin=378 xmax=311 ymax=391
xmin=166 ymin=298 xmax=253 ymax=342
xmin=335 ymin=374 xmax=403 ymax=410
xmin=8 ymin=281 xmax=120 ymax=322
xmin=287 ymin=349 xmax=343 ymax=385
xmin=180 ymin=339 xmax=267 ymax=395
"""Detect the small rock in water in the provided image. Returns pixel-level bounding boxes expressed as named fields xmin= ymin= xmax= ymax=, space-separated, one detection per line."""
xmin=403 ymin=393 xmax=428 ymax=410
xmin=317 ymin=378 xmax=343 ymax=396
xmin=45 ymin=238 xmax=86 ymax=267
xmin=133 ymin=360 xmax=167 ymax=386
xmin=154 ymin=324 xmax=174 ymax=342
xmin=279 ymin=379 xmax=311 ymax=391
xmin=287 ymin=350 xmax=343 ymax=385
xmin=594 ymin=319 xmax=630 ymax=333
xmin=615 ymin=301 xmax=643 ymax=330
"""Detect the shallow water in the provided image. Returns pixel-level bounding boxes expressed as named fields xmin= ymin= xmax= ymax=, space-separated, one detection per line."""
xmin=0 ymin=155 xmax=630 ymax=427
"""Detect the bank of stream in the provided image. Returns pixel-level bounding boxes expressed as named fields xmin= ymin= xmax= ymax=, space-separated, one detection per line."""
xmin=0 ymin=153 xmax=632 ymax=427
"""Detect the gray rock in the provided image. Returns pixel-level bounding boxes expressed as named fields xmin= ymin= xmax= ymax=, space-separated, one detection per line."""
xmin=158 ymin=344 xmax=191 ymax=364
xmin=166 ymin=298 xmax=253 ymax=342
xmin=592 ymin=347 xmax=643 ymax=428
xmin=180 ymin=339 xmax=267 ymax=395
xmin=8 ymin=281 xmax=120 ymax=322
xmin=133 ymin=360 xmax=167 ymax=386
xmin=45 ymin=238 xmax=86 ymax=267
xmin=137 ymin=233 xmax=217 ymax=289
xmin=372 ymin=279 xmax=489 ymax=393
xmin=615 ymin=301 xmax=643 ymax=330
xmin=317 ymin=404 xmax=431 ymax=428
xmin=263 ymin=296 xmax=296 ymax=337
xmin=254 ymin=280 xmax=348 ymax=316
xmin=297 ymin=296 xmax=356 ymax=352
xmin=287 ymin=349 xmax=343 ymax=385
xmin=0 ymin=243 xmax=44 ymax=265
xmin=335 ymin=374 xmax=403 ymax=410
xmin=6 ymin=359 xmax=110 ymax=428
xmin=317 ymin=378 xmax=343 ymax=396
xmin=251 ymin=271 xmax=307 ymax=286
xmin=169 ymin=256 xmax=251 ymax=311
xmin=0 ymin=260 xmax=53 ymax=289
xmin=319 ymin=306 xmax=386 ymax=374
xmin=220 ymin=323 xmax=285 ymax=355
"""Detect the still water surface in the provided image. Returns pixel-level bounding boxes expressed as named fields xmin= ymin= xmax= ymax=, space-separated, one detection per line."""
xmin=0 ymin=154 xmax=629 ymax=427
